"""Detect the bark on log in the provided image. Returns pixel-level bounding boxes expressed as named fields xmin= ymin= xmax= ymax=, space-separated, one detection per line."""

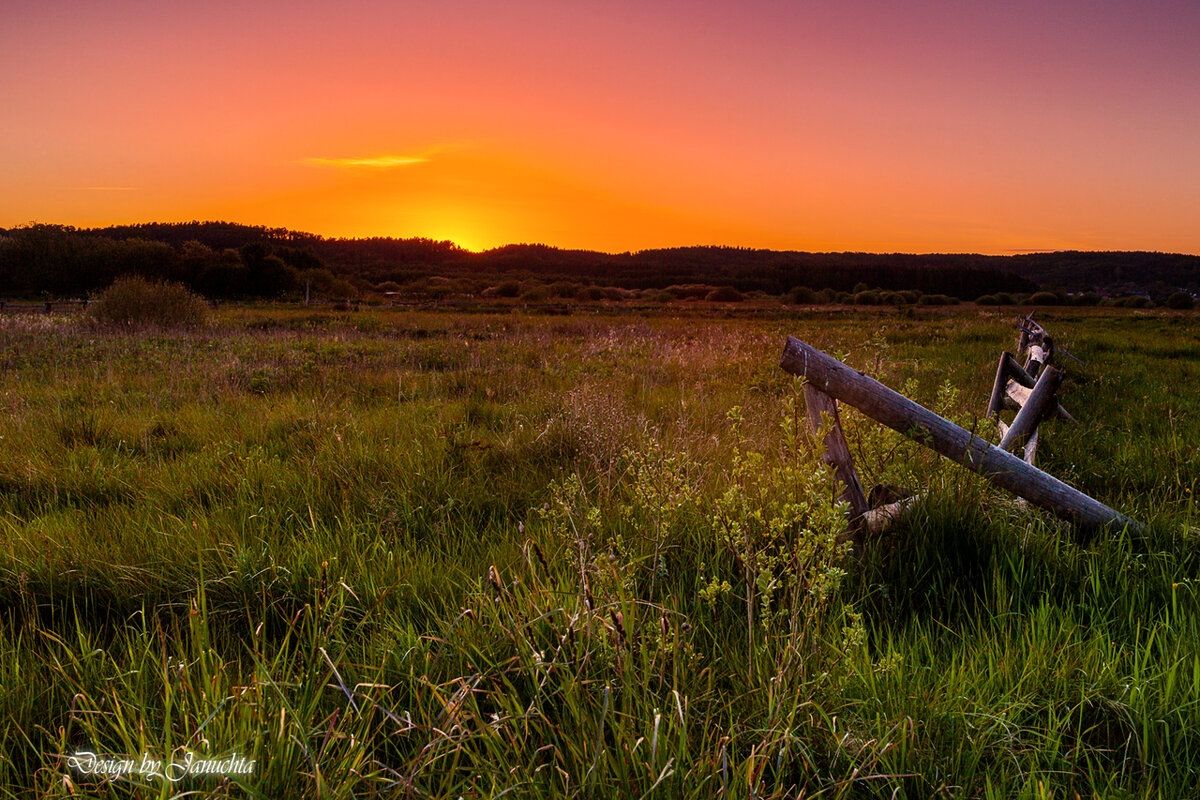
xmin=986 ymin=352 xmax=1018 ymax=419
xmin=780 ymin=336 xmax=1139 ymax=532
xmin=1023 ymin=427 xmax=1039 ymax=465
xmin=803 ymin=385 xmax=870 ymax=521
xmin=1005 ymin=380 xmax=1032 ymax=407
xmin=1005 ymin=371 xmax=1076 ymax=422
xmin=862 ymin=494 xmax=925 ymax=535
xmin=999 ymin=366 xmax=1063 ymax=452
xmin=1025 ymin=344 xmax=1046 ymax=377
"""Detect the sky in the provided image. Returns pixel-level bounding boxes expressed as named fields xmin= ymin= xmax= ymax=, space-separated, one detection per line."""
xmin=3 ymin=0 xmax=1199 ymax=254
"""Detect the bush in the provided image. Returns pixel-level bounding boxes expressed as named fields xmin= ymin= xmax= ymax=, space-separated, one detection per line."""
xmin=918 ymin=294 xmax=959 ymax=306
xmin=89 ymin=276 xmax=208 ymax=329
xmin=853 ymin=290 xmax=880 ymax=305
xmin=1166 ymin=291 xmax=1195 ymax=310
xmin=1122 ymin=295 xmax=1153 ymax=308
xmin=575 ymin=285 xmax=608 ymax=302
xmin=643 ymin=289 xmax=676 ymax=304
xmin=1030 ymin=291 xmax=1061 ymax=306
xmin=787 ymin=286 xmax=816 ymax=304
xmin=519 ymin=285 xmax=550 ymax=302
xmin=705 ymin=286 xmax=744 ymax=302
xmin=975 ymin=295 xmax=999 ymax=306
xmin=483 ymin=280 xmax=522 ymax=298
xmin=1073 ymin=292 xmax=1101 ymax=306
xmin=994 ymin=292 xmax=1017 ymax=306
xmin=665 ymin=284 xmax=717 ymax=300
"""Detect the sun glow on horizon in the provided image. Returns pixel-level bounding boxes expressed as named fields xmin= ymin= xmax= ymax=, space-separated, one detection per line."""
xmin=3 ymin=1 xmax=1200 ymax=255
xmin=303 ymin=155 xmax=430 ymax=168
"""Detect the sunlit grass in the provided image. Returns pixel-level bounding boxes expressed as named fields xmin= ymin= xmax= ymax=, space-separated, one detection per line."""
xmin=0 ymin=305 xmax=1195 ymax=797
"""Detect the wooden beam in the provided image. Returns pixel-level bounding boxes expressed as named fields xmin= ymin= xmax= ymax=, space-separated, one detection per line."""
xmin=986 ymin=352 xmax=1018 ymax=419
xmin=780 ymin=337 xmax=1139 ymax=532
xmin=862 ymin=493 xmax=925 ymax=535
xmin=1005 ymin=375 xmax=1076 ymax=423
xmin=803 ymin=385 xmax=870 ymax=521
xmin=1023 ymin=427 xmax=1039 ymax=465
xmin=999 ymin=366 xmax=1063 ymax=452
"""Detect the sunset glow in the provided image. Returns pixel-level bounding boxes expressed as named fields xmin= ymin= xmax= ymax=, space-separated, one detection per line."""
xmin=3 ymin=0 xmax=1198 ymax=254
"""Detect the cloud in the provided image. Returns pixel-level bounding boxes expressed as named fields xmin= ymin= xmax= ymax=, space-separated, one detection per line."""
xmin=303 ymin=154 xmax=430 ymax=168
xmin=69 ymin=186 xmax=138 ymax=191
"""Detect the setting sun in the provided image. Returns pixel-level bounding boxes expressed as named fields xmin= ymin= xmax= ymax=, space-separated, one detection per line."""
xmin=3 ymin=1 xmax=1199 ymax=254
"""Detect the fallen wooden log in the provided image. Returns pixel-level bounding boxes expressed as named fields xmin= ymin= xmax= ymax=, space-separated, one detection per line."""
xmin=780 ymin=337 xmax=1139 ymax=532
xmin=861 ymin=493 xmax=926 ymax=535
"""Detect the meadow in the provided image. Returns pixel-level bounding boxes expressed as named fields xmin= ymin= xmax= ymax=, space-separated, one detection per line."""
xmin=0 ymin=303 xmax=1197 ymax=798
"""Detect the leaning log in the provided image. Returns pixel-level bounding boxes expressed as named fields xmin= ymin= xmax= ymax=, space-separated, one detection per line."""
xmin=999 ymin=366 xmax=1063 ymax=452
xmin=780 ymin=337 xmax=1139 ymax=532
xmin=803 ymin=386 xmax=870 ymax=521
xmin=986 ymin=352 xmax=1016 ymax=419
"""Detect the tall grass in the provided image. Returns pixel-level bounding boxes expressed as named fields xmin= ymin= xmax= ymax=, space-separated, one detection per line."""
xmin=0 ymin=305 xmax=1195 ymax=796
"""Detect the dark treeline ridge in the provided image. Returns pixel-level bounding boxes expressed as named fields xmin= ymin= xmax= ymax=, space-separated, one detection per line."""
xmin=3 ymin=221 xmax=1197 ymax=301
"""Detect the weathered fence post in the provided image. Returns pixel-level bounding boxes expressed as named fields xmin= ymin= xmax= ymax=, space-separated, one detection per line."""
xmin=803 ymin=385 xmax=869 ymax=529
xmin=998 ymin=366 xmax=1063 ymax=452
xmin=780 ymin=336 xmax=1139 ymax=532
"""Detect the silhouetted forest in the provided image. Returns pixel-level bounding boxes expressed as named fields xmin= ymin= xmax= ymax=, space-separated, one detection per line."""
xmin=2 ymin=222 xmax=1197 ymax=301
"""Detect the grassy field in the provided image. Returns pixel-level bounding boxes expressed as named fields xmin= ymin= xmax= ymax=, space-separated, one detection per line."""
xmin=0 ymin=304 xmax=1197 ymax=798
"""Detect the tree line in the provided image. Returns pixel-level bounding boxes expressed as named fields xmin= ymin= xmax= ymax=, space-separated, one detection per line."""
xmin=3 ymin=221 xmax=1195 ymax=301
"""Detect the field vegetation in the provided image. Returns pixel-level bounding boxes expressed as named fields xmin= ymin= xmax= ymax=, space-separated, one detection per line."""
xmin=0 ymin=303 xmax=1196 ymax=797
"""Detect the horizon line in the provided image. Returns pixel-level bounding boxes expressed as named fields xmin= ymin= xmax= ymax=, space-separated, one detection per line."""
xmin=3 ymin=219 xmax=1198 ymax=259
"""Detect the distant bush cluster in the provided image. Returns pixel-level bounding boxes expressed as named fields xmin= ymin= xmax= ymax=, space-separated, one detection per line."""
xmin=88 ymin=276 xmax=209 ymax=329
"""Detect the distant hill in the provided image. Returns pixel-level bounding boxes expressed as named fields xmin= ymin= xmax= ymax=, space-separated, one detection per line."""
xmin=2 ymin=221 xmax=1197 ymax=299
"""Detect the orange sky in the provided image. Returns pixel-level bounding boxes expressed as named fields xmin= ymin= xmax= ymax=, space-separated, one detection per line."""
xmin=3 ymin=0 xmax=1199 ymax=254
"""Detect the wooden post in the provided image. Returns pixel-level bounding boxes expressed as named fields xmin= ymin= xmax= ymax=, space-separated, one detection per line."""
xmin=1023 ymin=427 xmax=1039 ymax=465
xmin=1004 ymin=359 xmax=1075 ymax=422
xmin=999 ymin=365 xmax=1063 ymax=452
xmin=803 ymin=385 xmax=870 ymax=523
xmin=780 ymin=336 xmax=1139 ymax=532
xmin=986 ymin=352 xmax=1013 ymax=419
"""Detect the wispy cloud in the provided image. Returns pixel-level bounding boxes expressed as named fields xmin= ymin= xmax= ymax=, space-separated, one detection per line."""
xmin=303 ymin=154 xmax=430 ymax=168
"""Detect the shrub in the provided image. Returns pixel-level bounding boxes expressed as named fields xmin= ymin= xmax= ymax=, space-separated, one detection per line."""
xmin=89 ymin=276 xmax=208 ymax=329
xmin=1166 ymin=291 xmax=1195 ymax=309
xmin=548 ymin=281 xmax=582 ymax=298
xmin=483 ymin=280 xmax=522 ymax=298
xmin=994 ymin=292 xmax=1017 ymax=305
xmin=1030 ymin=291 xmax=1060 ymax=306
xmin=519 ymin=285 xmax=550 ymax=302
xmin=817 ymin=288 xmax=838 ymax=303
xmin=1122 ymin=295 xmax=1153 ymax=308
xmin=575 ymin=285 xmax=608 ymax=302
xmin=787 ymin=286 xmax=816 ymax=304
xmin=643 ymin=289 xmax=676 ymax=304
xmin=1073 ymin=292 xmax=1101 ymax=306
xmin=705 ymin=286 xmax=744 ymax=302
xmin=918 ymin=294 xmax=959 ymax=306
xmin=665 ymin=284 xmax=717 ymax=300
xmin=975 ymin=295 xmax=999 ymax=306
xmin=853 ymin=290 xmax=880 ymax=305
